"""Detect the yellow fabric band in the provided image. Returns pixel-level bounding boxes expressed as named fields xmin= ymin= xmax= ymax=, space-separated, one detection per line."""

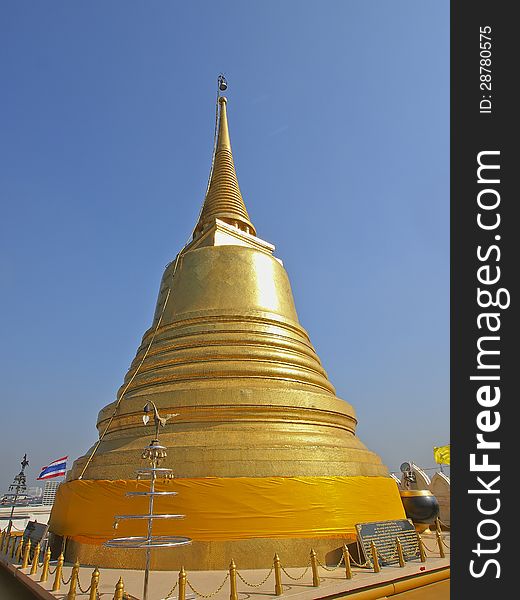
xmin=49 ymin=476 xmax=405 ymax=545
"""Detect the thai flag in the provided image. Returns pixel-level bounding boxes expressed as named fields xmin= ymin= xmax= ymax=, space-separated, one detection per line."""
xmin=37 ymin=456 xmax=68 ymax=480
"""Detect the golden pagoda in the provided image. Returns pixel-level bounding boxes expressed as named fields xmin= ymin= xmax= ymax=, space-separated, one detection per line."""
xmin=49 ymin=94 xmax=405 ymax=570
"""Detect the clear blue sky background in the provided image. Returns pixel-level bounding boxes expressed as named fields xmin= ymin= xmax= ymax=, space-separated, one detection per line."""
xmin=0 ymin=1 xmax=449 ymax=489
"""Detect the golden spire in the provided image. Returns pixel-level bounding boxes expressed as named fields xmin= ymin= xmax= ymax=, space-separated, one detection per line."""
xmin=193 ymin=97 xmax=256 ymax=238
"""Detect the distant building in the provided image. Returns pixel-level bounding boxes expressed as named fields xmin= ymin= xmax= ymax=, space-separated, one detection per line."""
xmin=42 ymin=481 xmax=60 ymax=505
xmin=27 ymin=486 xmax=43 ymax=499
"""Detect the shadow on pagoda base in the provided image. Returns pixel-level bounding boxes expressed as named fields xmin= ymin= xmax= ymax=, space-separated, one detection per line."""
xmin=56 ymin=536 xmax=357 ymax=570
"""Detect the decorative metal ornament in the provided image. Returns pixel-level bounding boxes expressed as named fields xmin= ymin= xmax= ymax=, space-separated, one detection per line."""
xmin=399 ymin=461 xmax=416 ymax=490
xmin=218 ymin=74 xmax=227 ymax=91
xmin=4 ymin=454 xmax=30 ymax=537
xmin=105 ymin=401 xmax=190 ymax=600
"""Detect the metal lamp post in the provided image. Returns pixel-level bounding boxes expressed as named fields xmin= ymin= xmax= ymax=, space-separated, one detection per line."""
xmin=105 ymin=401 xmax=191 ymax=600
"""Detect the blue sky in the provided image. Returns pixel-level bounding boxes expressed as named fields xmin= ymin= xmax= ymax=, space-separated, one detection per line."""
xmin=0 ymin=1 xmax=449 ymax=488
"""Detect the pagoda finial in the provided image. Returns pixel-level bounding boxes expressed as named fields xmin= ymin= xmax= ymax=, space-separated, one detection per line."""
xmin=193 ymin=88 xmax=256 ymax=239
xmin=216 ymin=96 xmax=232 ymax=151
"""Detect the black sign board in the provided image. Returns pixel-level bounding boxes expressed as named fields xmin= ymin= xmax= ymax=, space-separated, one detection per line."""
xmin=23 ymin=520 xmax=49 ymax=546
xmin=356 ymin=519 xmax=420 ymax=566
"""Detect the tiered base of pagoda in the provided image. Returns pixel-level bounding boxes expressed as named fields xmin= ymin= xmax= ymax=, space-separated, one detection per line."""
xmin=62 ymin=536 xmax=351 ymax=570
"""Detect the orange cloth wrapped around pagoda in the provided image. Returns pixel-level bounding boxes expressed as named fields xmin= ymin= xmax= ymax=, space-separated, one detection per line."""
xmin=50 ymin=476 xmax=405 ymax=545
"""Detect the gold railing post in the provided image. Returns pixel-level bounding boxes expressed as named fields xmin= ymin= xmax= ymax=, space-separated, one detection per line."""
xmin=40 ymin=548 xmax=51 ymax=582
xmin=310 ymin=549 xmax=319 ymax=587
xmin=4 ymin=535 xmax=11 ymax=556
xmin=396 ymin=538 xmax=405 ymax=568
xmin=436 ymin=517 xmax=442 ymax=533
xmin=52 ymin=553 xmax=64 ymax=591
xmin=21 ymin=538 xmax=31 ymax=569
xmin=178 ymin=566 xmax=187 ymax=600
xmin=30 ymin=542 xmax=41 ymax=575
xmin=436 ymin=529 xmax=445 ymax=558
xmin=229 ymin=559 xmax=238 ymax=600
xmin=370 ymin=542 xmax=380 ymax=573
xmin=418 ymin=536 xmax=426 ymax=563
xmin=67 ymin=558 xmax=80 ymax=599
xmin=16 ymin=537 xmax=24 ymax=562
xmin=89 ymin=568 xmax=100 ymax=600
xmin=113 ymin=576 xmax=125 ymax=600
xmin=273 ymin=553 xmax=283 ymax=595
xmin=342 ymin=545 xmax=352 ymax=580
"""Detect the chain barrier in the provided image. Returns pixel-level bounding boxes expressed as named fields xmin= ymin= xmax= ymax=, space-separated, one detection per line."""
xmin=419 ymin=537 xmax=439 ymax=554
xmin=164 ymin=580 xmax=178 ymax=599
xmin=186 ymin=573 xmax=230 ymax=598
xmin=374 ymin=545 xmax=398 ymax=563
xmin=316 ymin=554 xmax=345 ymax=572
xmin=403 ymin=540 xmax=420 ymax=560
xmin=280 ymin=564 xmax=310 ymax=581
xmin=352 ymin=539 xmax=373 ymax=568
xmin=438 ymin=519 xmax=451 ymax=529
xmin=236 ymin=566 xmax=274 ymax=587
xmin=61 ymin=570 xmax=73 ymax=586
xmin=14 ymin=534 xmax=449 ymax=600
xmin=349 ymin=556 xmax=372 ymax=569
xmin=77 ymin=575 xmax=92 ymax=594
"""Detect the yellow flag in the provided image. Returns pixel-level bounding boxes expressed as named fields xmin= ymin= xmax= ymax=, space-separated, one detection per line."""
xmin=433 ymin=445 xmax=450 ymax=465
